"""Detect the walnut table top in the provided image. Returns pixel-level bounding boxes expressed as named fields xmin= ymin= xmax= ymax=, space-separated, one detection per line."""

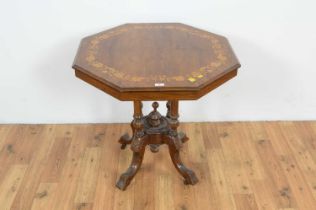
xmin=73 ymin=23 xmax=240 ymax=100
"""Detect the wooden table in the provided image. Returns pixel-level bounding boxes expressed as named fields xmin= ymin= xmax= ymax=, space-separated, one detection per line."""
xmin=72 ymin=23 xmax=240 ymax=190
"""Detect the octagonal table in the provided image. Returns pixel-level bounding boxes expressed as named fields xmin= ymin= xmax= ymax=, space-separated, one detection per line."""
xmin=72 ymin=23 xmax=240 ymax=190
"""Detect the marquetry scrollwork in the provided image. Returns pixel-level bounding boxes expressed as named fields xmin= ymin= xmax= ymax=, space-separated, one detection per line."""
xmin=85 ymin=24 xmax=232 ymax=84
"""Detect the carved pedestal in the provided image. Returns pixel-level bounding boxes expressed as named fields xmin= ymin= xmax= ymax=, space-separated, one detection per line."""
xmin=116 ymin=100 xmax=198 ymax=190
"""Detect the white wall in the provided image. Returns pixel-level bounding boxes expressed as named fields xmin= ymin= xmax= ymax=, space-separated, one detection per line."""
xmin=1 ymin=0 xmax=316 ymax=123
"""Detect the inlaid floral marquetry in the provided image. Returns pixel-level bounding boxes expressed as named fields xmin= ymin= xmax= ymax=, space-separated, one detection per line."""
xmin=73 ymin=23 xmax=240 ymax=97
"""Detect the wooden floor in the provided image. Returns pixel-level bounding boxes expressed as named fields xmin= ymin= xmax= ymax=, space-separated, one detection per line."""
xmin=0 ymin=122 xmax=316 ymax=210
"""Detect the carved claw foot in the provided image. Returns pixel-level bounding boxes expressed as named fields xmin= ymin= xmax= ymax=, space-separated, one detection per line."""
xmin=118 ymin=133 xmax=132 ymax=149
xmin=116 ymin=150 xmax=144 ymax=190
xmin=116 ymin=173 xmax=131 ymax=190
xmin=167 ymin=137 xmax=199 ymax=186
xmin=183 ymin=169 xmax=199 ymax=185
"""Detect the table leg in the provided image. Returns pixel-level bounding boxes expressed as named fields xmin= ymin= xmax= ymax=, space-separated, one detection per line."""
xmin=116 ymin=100 xmax=146 ymax=190
xmin=116 ymin=142 xmax=146 ymax=190
xmin=166 ymin=100 xmax=188 ymax=143
xmin=118 ymin=101 xmax=142 ymax=149
xmin=167 ymin=100 xmax=198 ymax=185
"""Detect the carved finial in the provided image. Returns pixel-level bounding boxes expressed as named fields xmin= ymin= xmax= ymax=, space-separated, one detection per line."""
xmin=148 ymin=102 xmax=161 ymax=127
xmin=152 ymin=101 xmax=159 ymax=111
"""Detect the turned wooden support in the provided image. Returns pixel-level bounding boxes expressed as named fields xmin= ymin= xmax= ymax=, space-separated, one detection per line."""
xmin=166 ymin=101 xmax=171 ymax=118
xmin=168 ymin=100 xmax=182 ymax=149
xmin=169 ymin=100 xmax=179 ymax=131
xmin=131 ymin=100 xmax=145 ymax=152
xmin=119 ymin=101 xmax=143 ymax=149
xmin=133 ymin=100 xmax=143 ymax=118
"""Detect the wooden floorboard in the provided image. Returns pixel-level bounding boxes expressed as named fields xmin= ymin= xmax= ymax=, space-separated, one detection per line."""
xmin=0 ymin=122 xmax=316 ymax=210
